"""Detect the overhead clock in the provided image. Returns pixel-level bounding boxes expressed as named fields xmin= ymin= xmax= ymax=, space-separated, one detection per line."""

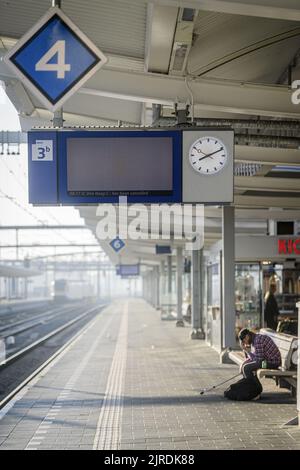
xmin=189 ymin=136 xmax=228 ymax=175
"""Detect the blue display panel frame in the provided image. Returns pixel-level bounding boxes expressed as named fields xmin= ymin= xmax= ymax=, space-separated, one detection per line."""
xmin=28 ymin=127 xmax=233 ymax=206
xmin=28 ymin=129 xmax=182 ymax=204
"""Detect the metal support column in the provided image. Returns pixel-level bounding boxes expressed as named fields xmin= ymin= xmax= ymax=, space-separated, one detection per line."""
xmin=191 ymin=248 xmax=205 ymax=339
xmin=52 ymin=108 xmax=64 ymax=127
xmin=142 ymin=275 xmax=145 ymax=300
xmin=97 ymin=266 xmax=100 ymax=299
xmin=24 ymin=277 xmax=28 ymax=299
xmin=144 ymin=273 xmax=148 ymax=303
xmin=176 ymin=247 xmax=184 ymax=327
xmin=52 ymin=0 xmax=61 ymax=8
xmin=149 ymin=272 xmax=152 ymax=304
xmin=297 ymin=301 xmax=300 ymax=426
xmin=155 ymin=265 xmax=160 ymax=309
xmin=160 ymin=261 xmax=165 ymax=304
xmin=145 ymin=274 xmax=147 ymax=302
xmin=167 ymin=255 xmax=172 ymax=296
xmin=167 ymin=255 xmax=173 ymax=316
xmin=150 ymin=271 xmax=154 ymax=306
xmin=284 ymin=301 xmax=300 ymax=426
xmin=15 ymin=229 xmax=19 ymax=261
xmin=220 ymin=206 xmax=236 ymax=360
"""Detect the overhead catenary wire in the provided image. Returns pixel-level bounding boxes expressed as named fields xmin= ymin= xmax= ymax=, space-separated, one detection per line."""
xmin=0 ymin=158 xmax=78 ymax=245
xmin=0 ymin=188 xmax=79 ymax=252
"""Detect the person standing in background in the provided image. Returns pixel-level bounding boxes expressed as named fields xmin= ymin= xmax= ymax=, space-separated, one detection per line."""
xmin=264 ymin=284 xmax=279 ymax=330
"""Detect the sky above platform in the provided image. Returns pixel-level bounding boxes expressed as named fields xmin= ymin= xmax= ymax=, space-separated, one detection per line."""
xmin=0 ymin=83 xmax=99 ymax=260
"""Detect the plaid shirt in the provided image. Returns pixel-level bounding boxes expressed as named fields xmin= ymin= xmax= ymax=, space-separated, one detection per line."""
xmin=247 ymin=334 xmax=281 ymax=365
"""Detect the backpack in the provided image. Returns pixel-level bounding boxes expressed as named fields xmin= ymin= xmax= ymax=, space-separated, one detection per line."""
xmin=224 ymin=377 xmax=263 ymax=401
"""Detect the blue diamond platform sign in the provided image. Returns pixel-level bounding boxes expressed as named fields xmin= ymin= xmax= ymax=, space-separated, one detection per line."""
xmin=4 ymin=6 xmax=107 ymax=112
xmin=110 ymin=238 xmax=125 ymax=254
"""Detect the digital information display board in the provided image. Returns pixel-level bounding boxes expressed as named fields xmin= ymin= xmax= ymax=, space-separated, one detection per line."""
xmin=67 ymin=136 xmax=173 ymax=197
xmin=28 ymin=128 xmax=234 ymax=205
xmin=116 ymin=264 xmax=140 ymax=277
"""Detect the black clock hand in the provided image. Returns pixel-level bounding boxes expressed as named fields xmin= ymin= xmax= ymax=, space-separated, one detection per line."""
xmin=198 ymin=155 xmax=212 ymax=162
xmin=204 ymin=148 xmax=223 ymax=159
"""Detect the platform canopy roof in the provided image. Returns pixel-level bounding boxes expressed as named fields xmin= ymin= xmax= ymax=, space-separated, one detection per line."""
xmin=0 ymin=0 xmax=299 ymax=265
xmin=0 ymin=263 xmax=41 ymax=277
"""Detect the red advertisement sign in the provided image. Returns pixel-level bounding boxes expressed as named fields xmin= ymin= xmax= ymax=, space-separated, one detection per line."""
xmin=278 ymin=239 xmax=300 ymax=255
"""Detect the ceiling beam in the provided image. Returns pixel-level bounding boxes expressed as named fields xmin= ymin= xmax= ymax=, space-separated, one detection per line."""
xmin=0 ymin=244 xmax=100 ymax=248
xmin=0 ymin=265 xmax=41 ymax=278
xmin=151 ymin=0 xmax=300 ymax=22
xmin=205 ymin=208 xmax=300 ymax=220
xmin=145 ymin=3 xmax=178 ymax=73
xmin=235 ymin=146 xmax=300 ymax=166
xmin=3 ymin=79 xmax=35 ymax=116
xmin=19 ymin=109 xmax=122 ymax=131
xmin=235 ymin=175 xmax=300 ymax=192
xmin=80 ymin=70 xmax=299 ymax=118
xmin=235 ymin=195 xmax=300 ymax=208
xmin=1 ymin=49 xmax=298 ymax=118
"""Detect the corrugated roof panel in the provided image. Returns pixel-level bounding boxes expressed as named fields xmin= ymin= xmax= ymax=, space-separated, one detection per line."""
xmin=0 ymin=0 xmax=147 ymax=58
xmin=190 ymin=9 xmax=300 ymax=83
xmin=194 ymin=10 xmax=237 ymax=39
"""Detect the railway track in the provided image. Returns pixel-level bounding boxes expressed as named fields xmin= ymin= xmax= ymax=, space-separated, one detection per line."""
xmin=0 ymin=301 xmax=106 ymax=407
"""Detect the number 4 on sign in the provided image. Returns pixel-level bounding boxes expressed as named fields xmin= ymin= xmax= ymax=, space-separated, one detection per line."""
xmin=35 ymin=40 xmax=71 ymax=79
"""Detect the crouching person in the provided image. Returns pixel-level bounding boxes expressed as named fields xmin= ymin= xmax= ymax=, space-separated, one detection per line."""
xmin=238 ymin=328 xmax=281 ymax=388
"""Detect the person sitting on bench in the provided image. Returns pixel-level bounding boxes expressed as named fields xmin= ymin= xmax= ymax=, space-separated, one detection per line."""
xmin=238 ymin=328 xmax=281 ymax=383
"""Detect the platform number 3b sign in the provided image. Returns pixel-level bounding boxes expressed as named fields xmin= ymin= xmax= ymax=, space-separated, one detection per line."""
xmin=32 ymin=141 xmax=53 ymax=161
xmin=4 ymin=6 xmax=107 ymax=112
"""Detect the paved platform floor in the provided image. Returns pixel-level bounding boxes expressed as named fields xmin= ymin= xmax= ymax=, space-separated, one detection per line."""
xmin=0 ymin=298 xmax=299 ymax=450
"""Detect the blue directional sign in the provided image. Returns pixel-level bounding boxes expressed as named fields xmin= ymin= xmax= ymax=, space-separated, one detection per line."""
xmin=116 ymin=264 xmax=140 ymax=277
xmin=110 ymin=238 xmax=125 ymax=254
xmin=155 ymin=245 xmax=172 ymax=255
xmin=4 ymin=7 xmax=107 ymax=112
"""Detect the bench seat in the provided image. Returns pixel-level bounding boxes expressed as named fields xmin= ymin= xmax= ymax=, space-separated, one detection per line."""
xmin=257 ymin=369 xmax=297 ymax=379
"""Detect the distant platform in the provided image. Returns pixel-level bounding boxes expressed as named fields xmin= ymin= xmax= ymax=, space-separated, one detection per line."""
xmin=0 ymin=298 xmax=51 ymax=307
xmin=0 ymin=299 xmax=299 ymax=450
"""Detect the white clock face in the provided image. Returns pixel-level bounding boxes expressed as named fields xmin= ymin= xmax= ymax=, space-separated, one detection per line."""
xmin=189 ymin=136 xmax=228 ymax=175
